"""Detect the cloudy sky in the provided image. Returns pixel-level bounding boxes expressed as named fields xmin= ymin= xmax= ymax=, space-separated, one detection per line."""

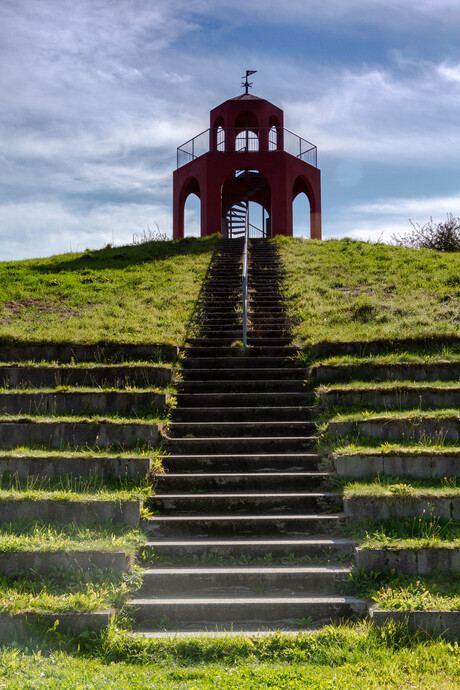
xmin=1 ymin=0 xmax=460 ymax=260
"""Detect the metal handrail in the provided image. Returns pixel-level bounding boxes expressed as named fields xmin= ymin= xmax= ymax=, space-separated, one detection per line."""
xmin=177 ymin=127 xmax=317 ymax=169
xmin=242 ymin=210 xmax=249 ymax=348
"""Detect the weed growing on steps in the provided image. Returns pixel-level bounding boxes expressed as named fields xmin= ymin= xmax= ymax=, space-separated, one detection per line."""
xmin=345 ymin=570 xmax=460 ymax=611
xmin=343 ymin=516 xmax=460 ymax=550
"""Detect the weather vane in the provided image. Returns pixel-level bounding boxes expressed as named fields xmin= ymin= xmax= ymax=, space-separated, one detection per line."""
xmin=242 ymin=70 xmax=257 ymax=94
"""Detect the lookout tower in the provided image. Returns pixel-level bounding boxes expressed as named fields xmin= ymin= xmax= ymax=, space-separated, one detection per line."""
xmin=173 ymin=82 xmax=321 ymax=240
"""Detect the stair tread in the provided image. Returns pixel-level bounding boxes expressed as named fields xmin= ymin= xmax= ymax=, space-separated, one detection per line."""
xmin=129 ymin=595 xmax=364 ymax=604
xmin=140 ymin=566 xmax=351 ymax=575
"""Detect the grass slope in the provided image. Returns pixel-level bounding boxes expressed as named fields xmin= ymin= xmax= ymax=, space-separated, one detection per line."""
xmin=0 ymin=236 xmax=218 ymax=345
xmin=276 ymin=237 xmax=460 ymax=346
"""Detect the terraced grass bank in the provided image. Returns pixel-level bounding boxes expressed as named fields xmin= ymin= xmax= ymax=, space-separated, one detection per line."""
xmin=0 ymin=341 xmax=176 ymax=634
xmin=0 ymin=236 xmax=459 ymax=686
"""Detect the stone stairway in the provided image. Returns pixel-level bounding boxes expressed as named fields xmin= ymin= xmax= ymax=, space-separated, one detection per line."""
xmin=129 ymin=239 xmax=366 ymax=634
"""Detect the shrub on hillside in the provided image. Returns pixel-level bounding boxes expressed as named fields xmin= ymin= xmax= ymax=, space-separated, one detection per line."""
xmin=393 ymin=214 xmax=460 ymax=252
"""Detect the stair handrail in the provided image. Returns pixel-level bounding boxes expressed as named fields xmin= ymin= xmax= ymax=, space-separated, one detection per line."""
xmin=242 ymin=209 xmax=249 ymax=348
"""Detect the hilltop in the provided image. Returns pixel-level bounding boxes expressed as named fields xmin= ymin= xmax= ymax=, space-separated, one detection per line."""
xmin=1 ymin=235 xmax=458 ymax=348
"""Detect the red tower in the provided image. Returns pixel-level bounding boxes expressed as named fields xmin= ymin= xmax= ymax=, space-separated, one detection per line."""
xmin=173 ymin=91 xmax=321 ymax=240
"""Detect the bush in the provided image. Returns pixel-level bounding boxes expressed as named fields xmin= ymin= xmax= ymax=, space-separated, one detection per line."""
xmin=393 ymin=214 xmax=460 ymax=252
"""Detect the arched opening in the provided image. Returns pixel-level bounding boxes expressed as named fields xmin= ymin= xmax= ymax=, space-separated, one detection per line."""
xmin=292 ymin=192 xmax=310 ymax=238
xmin=216 ymin=125 xmax=225 ymax=151
xmin=184 ymin=193 xmax=201 ymax=237
xmin=235 ymin=130 xmax=259 ymax=151
xmin=182 ymin=177 xmax=201 ymax=237
xmin=222 ymin=170 xmax=271 ymax=239
xmin=293 ymin=176 xmax=313 ymax=238
xmin=234 ymin=111 xmax=259 ymax=152
xmin=269 ymin=125 xmax=278 ymax=151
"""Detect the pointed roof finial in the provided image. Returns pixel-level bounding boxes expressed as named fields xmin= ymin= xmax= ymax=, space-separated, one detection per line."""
xmin=242 ymin=70 xmax=257 ymax=95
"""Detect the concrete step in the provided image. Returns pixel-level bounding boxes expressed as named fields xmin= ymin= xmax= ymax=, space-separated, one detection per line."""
xmin=186 ymin=337 xmax=294 ymax=347
xmin=148 ymin=492 xmax=342 ymax=515
xmin=0 ymin=420 xmax=158 ymax=449
xmin=311 ymin=361 xmax=460 ymax=384
xmin=175 ymin=393 xmax=312 ymax=408
xmin=0 ymin=343 xmax=178 ymax=364
xmin=0 ymin=391 xmax=167 ymax=416
xmin=0 ymin=365 xmax=173 ymax=388
xmin=144 ymin=513 xmax=345 ymax=538
xmin=177 ymin=380 xmax=306 ymax=393
xmin=127 ymin=595 xmax=367 ymax=627
xmin=137 ymin=566 xmax=352 ymax=597
xmin=0 ymin=453 xmax=151 ymax=479
xmin=154 ymin=472 xmax=330 ymax=493
xmin=162 ymin=436 xmax=317 ymax=455
xmin=140 ymin=537 xmax=355 ymax=561
xmin=171 ymin=406 xmax=315 ymax=422
xmin=182 ymin=357 xmax=297 ymax=369
xmin=181 ymin=368 xmax=305 ymax=381
xmin=184 ymin=346 xmax=298 ymax=358
xmin=166 ymin=420 xmax=317 ymax=438
xmin=162 ymin=453 xmax=322 ymax=473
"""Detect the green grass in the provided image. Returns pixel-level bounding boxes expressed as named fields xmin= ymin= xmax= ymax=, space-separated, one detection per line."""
xmin=340 ymin=475 xmax=459 ymax=498
xmin=0 ymin=518 xmax=144 ymax=556
xmin=0 ymin=236 xmax=218 ymax=345
xmin=328 ymin=408 xmax=460 ymax=422
xmin=334 ymin=441 xmax=460 ymax=455
xmin=312 ymin=349 xmax=460 ymax=365
xmin=318 ymin=381 xmax=460 ymax=392
xmin=0 ymin=474 xmax=151 ymax=501
xmin=344 ymin=516 xmax=460 ymax=550
xmin=276 ymin=237 xmax=460 ymax=346
xmin=0 ymin=622 xmax=458 ymax=689
xmin=346 ymin=571 xmax=460 ymax=611
xmin=0 ymin=568 xmax=139 ymax=613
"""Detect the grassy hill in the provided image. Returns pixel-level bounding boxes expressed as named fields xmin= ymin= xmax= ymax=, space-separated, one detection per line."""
xmin=275 ymin=237 xmax=460 ymax=347
xmin=1 ymin=235 xmax=458 ymax=348
xmin=0 ymin=236 xmax=219 ymax=345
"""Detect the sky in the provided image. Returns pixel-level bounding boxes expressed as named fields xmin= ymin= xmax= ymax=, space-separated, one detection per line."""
xmin=1 ymin=0 xmax=460 ymax=260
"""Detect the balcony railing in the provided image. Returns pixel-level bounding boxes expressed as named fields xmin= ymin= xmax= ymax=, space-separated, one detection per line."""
xmin=177 ymin=127 xmax=317 ymax=169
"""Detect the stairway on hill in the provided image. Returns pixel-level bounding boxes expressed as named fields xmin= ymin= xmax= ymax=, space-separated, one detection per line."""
xmin=129 ymin=239 xmax=366 ymax=634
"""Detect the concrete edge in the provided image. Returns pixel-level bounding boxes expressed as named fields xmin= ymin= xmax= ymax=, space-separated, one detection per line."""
xmin=370 ymin=609 xmax=460 ymax=641
xmin=0 ymin=611 xmax=112 ymax=639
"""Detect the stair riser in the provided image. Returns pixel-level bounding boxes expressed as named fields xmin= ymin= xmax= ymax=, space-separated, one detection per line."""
xmin=163 ymin=438 xmax=317 ymax=454
xmin=0 ymin=422 xmax=158 ymax=449
xmin=182 ymin=358 xmax=298 ymax=369
xmin=162 ymin=455 xmax=321 ymax=473
xmin=0 ymin=367 xmax=172 ymax=388
xmin=177 ymin=381 xmax=306 ymax=393
xmin=0 ymin=392 xmax=167 ymax=416
xmin=171 ymin=407 xmax=315 ymax=422
xmin=184 ymin=347 xmax=298 ymax=358
xmin=145 ymin=516 xmax=344 ymax=539
xmin=180 ymin=369 xmax=305 ymax=381
xmin=128 ymin=600 xmax=366 ymax=625
xmin=167 ymin=422 xmax=316 ymax=438
xmin=175 ymin=393 xmax=313 ymax=407
xmin=148 ymin=495 xmax=342 ymax=514
xmin=140 ymin=540 xmax=354 ymax=561
xmin=155 ymin=474 xmax=328 ymax=493
xmin=137 ymin=573 xmax=349 ymax=597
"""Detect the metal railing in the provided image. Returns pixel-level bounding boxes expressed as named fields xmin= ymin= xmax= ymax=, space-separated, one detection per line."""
xmin=177 ymin=127 xmax=317 ymax=168
xmin=242 ymin=210 xmax=249 ymax=348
